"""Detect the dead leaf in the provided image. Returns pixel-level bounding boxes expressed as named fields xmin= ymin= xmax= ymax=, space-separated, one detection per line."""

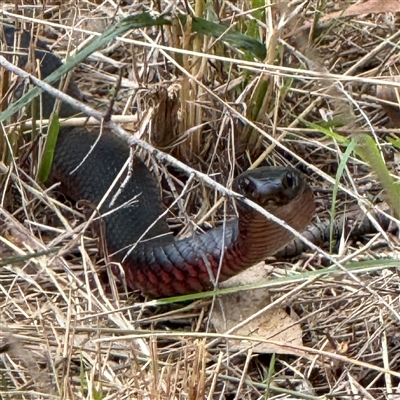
xmin=340 ymin=0 xmax=400 ymax=17
xmin=286 ymin=0 xmax=400 ymax=40
xmin=211 ymin=287 xmax=303 ymax=354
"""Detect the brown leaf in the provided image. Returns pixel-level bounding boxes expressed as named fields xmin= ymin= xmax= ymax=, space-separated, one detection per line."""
xmin=211 ymin=267 xmax=303 ymax=355
xmin=286 ymin=0 xmax=400 ymax=40
xmin=341 ymin=0 xmax=400 ymax=16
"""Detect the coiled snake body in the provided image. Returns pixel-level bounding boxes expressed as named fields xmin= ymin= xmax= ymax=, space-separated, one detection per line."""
xmin=3 ymin=24 xmax=315 ymax=297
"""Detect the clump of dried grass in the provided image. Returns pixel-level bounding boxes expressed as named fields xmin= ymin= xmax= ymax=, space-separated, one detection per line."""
xmin=1 ymin=1 xmax=400 ymax=399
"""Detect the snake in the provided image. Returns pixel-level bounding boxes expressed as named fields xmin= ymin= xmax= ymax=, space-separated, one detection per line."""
xmin=2 ymin=23 xmax=315 ymax=297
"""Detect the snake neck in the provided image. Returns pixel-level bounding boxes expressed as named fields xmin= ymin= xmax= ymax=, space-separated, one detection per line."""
xmin=119 ymin=188 xmax=315 ymax=298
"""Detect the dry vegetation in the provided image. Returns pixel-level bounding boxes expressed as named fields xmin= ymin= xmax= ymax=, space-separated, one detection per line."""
xmin=1 ymin=0 xmax=400 ymax=399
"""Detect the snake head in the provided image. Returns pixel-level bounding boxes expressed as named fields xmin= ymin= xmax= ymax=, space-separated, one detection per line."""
xmin=233 ymin=166 xmax=308 ymax=208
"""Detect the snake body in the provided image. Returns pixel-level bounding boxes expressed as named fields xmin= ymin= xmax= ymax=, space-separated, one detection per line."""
xmin=3 ymin=23 xmax=315 ymax=297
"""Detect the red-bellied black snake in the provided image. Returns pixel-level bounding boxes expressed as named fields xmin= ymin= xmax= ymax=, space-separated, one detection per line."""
xmin=2 ymin=23 xmax=315 ymax=297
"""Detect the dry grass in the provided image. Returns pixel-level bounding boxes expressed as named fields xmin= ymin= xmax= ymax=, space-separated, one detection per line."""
xmin=1 ymin=0 xmax=400 ymax=399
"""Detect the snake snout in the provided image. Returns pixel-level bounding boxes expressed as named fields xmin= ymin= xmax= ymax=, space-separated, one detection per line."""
xmin=282 ymin=171 xmax=297 ymax=191
xmin=237 ymin=177 xmax=257 ymax=198
xmin=234 ymin=167 xmax=306 ymax=207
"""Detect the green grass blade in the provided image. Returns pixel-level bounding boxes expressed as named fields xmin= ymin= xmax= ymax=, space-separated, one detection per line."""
xmin=148 ymin=258 xmax=400 ymax=305
xmin=246 ymin=0 xmax=265 ymax=40
xmin=37 ymin=113 xmax=60 ymax=184
xmin=354 ymin=133 xmax=400 ymax=218
xmin=329 ymin=140 xmax=356 ymax=251
xmin=264 ymin=353 xmax=276 ymax=399
xmin=179 ymin=15 xmax=267 ymax=59
xmin=387 ymin=136 xmax=400 ymax=149
xmin=301 ymin=118 xmax=350 ymax=145
xmin=0 ymin=248 xmax=59 ymax=266
xmin=0 ymin=13 xmax=170 ymax=123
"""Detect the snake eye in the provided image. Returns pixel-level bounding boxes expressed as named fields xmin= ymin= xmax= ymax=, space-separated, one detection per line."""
xmin=240 ymin=177 xmax=256 ymax=195
xmin=283 ymin=171 xmax=296 ymax=190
